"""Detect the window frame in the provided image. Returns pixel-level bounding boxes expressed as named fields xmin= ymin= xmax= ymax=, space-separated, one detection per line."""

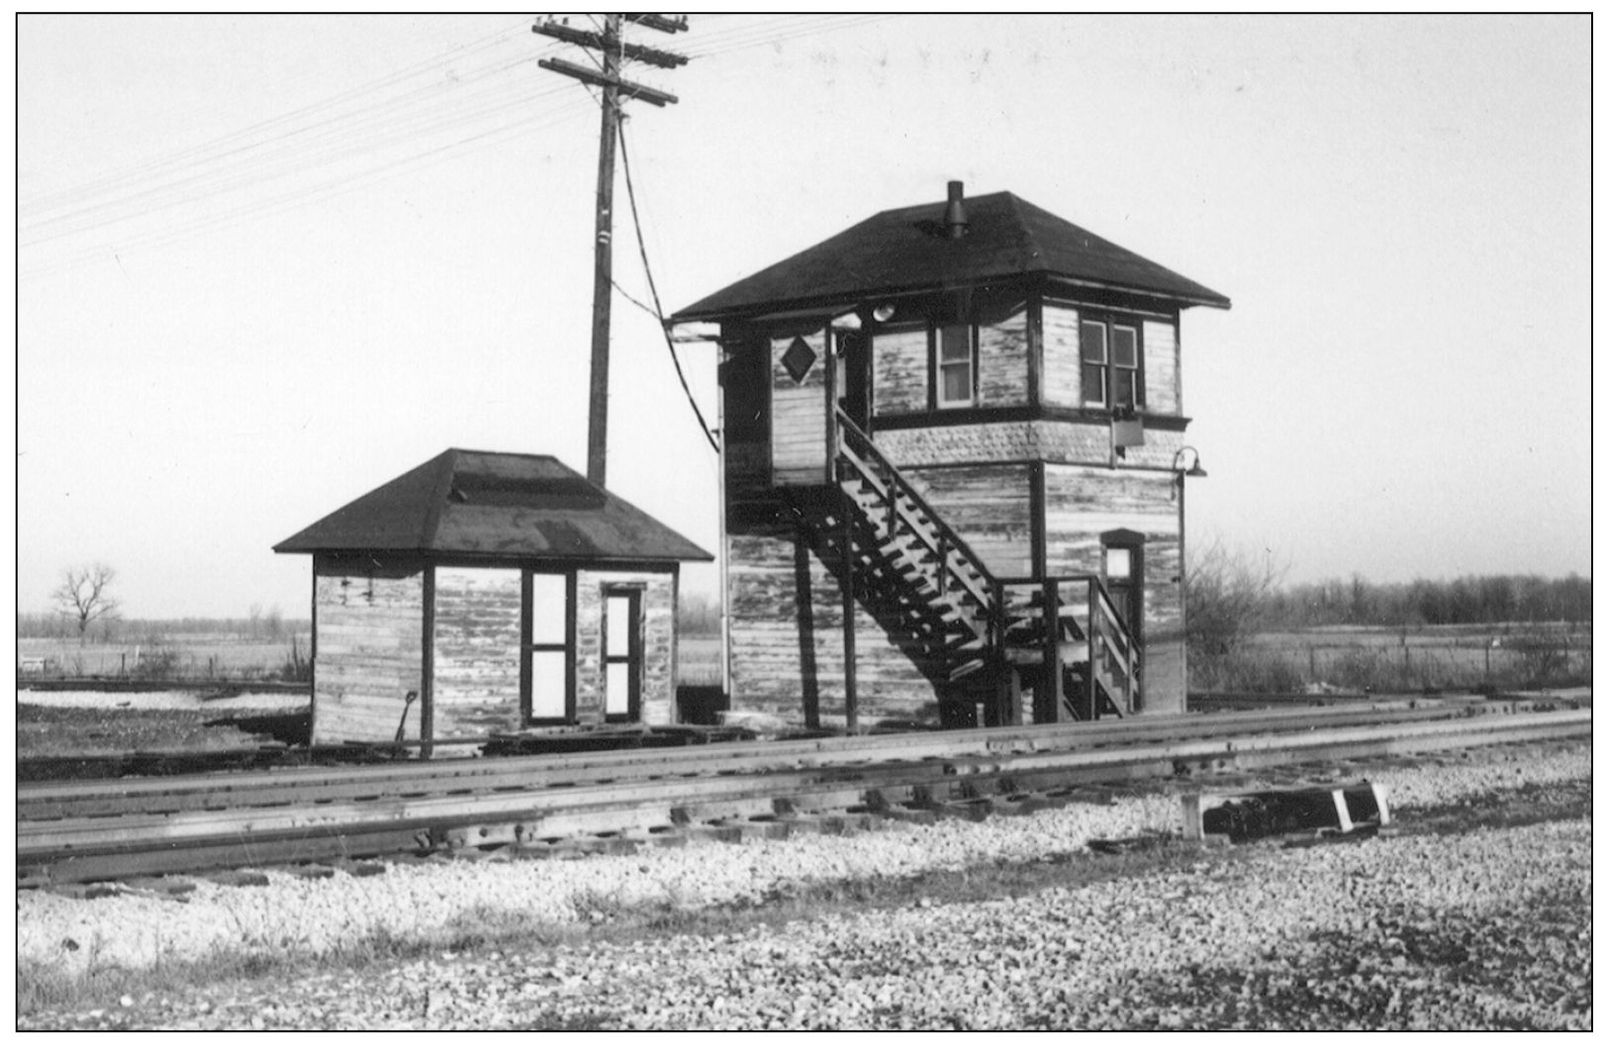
xmin=931 ymin=320 xmax=978 ymax=410
xmin=1079 ymin=314 xmax=1144 ymax=412
xmin=521 ymin=568 xmax=576 ymax=726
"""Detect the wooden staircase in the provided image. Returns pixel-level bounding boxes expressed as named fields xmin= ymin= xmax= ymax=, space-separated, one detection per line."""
xmin=787 ymin=408 xmax=1140 ymax=727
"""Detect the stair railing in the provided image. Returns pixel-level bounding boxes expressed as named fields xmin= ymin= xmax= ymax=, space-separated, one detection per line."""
xmin=834 ymin=409 xmax=998 ymax=624
xmin=833 ymin=408 xmax=1141 ymax=722
xmin=1087 ymin=576 xmax=1139 ymax=715
xmin=994 ymin=574 xmax=1139 ymax=719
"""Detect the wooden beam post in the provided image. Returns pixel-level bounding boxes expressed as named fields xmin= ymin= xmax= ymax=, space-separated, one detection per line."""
xmin=841 ymin=514 xmax=858 ymax=734
xmin=420 ymin=564 xmax=435 ymax=759
xmin=1045 ymin=577 xmax=1063 ymax=722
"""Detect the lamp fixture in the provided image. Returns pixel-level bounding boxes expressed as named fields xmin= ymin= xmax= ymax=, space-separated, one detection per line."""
xmin=1172 ymin=446 xmax=1207 ymax=479
xmin=1171 ymin=447 xmax=1205 ymax=502
xmin=871 ymin=303 xmax=897 ymax=323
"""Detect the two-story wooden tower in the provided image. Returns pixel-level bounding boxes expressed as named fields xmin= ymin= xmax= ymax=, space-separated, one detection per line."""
xmin=672 ymin=183 xmax=1228 ymax=730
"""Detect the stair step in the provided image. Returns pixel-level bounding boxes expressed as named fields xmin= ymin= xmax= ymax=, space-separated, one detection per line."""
xmin=948 ymin=658 xmax=987 ymax=682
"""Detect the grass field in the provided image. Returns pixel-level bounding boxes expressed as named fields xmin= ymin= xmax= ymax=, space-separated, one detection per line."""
xmin=18 ymin=632 xmax=311 ymax=681
xmin=678 ymin=635 xmax=722 ymax=686
xmin=1206 ymin=623 xmax=1591 ymax=694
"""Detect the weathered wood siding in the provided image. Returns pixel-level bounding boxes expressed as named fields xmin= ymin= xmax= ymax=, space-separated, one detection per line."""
xmin=1041 ymin=301 xmax=1081 ymax=407
xmin=770 ymin=330 xmax=830 ymax=485
xmin=1042 ymin=465 xmax=1185 ymax=713
xmin=575 ymin=569 xmax=677 ymax=725
xmin=727 ymin=523 xmax=935 ymax=725
xmin=903 ymin=464 xmax=1034 ymax=579
xmin=1143 ymin=319 xmax=1180 ymax=415
xmin=871 ymin=326 xmax=927 ymax=416
xmin=311 ymin=557 xmax=424 ymax=745
xmin=431 ymin=566 xmax=522 ymax=741
xmin=976 ymin=305 xmax=1030 ymax=408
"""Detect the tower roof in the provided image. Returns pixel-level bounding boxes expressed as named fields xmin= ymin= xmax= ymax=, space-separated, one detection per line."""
xmin=673 ymin=189 xmax=1229 ymax=321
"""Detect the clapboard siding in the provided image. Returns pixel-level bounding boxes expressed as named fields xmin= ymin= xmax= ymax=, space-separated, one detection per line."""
xmin=1042 ymin=465 xmax=1185 ymax=713
xmin=431 ymin=566 xmax=522 ymax=740
xmin=1041 ymin=301 xmax=1081 ymax=407
xmin=903 ymin=464 xmax=1034 ymax=579
xmin=576 ymin=569 xmax=677 ymax=725
xmin=771 ymin=331 xmax=830 ymax=484
xmin=727 ymin=525 xmax=935 ymax=725
xmin=311 ymin=558 xmax=424 ymax=745
xmin=1143 ymin=319 xmax=1180 ymax=415
xmin=872 ymin=326 xmax=927 ymax=416
xmin=977 ymin=306 xmax=1029 ymax=408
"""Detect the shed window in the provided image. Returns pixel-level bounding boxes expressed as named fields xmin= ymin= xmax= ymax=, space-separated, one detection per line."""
xmin=1080 ymin=319 xmax=1142 ymax=410
xmin=935 ymin=323 xmax=976 ymax=408
xmin=525 ymin=573 xmax=571 ymax=723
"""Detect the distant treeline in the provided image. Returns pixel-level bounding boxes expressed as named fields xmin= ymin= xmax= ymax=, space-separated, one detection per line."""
xmin=678 ymin=592 xmax=722 ymax=636
xmin=16 ymin=613 xmax=311 ymax=641
xmin=1264 ymin=573 xmax=1591 ymax=629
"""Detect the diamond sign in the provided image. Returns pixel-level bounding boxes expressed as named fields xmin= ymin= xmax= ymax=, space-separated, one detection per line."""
xmin=781 ymin=336 xmax=817 ymax=384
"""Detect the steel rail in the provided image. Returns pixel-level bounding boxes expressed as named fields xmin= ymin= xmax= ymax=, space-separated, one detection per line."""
xmin=17 ymin=698 xmax=1528 ymax=820
xmin=17 ymin=705 xmax=1588 ymax=885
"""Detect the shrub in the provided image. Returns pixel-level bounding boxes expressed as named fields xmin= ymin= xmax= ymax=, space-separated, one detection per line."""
xmin=1185 ymin=541 xmax=1287 ymax=691
xmin=1196 ymin=649 xmax=1306 ymax=695
xmin=278 ymin=636 xmax=312 ymax=683
xmin=129 ymin=646 xmax=184 ymax=680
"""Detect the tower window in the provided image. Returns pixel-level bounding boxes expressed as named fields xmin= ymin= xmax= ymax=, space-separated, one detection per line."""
xmin=1080 ymin=319 xmax=1142 ymax=410
xmin=935 ymin=322 xmax=976 ymax=408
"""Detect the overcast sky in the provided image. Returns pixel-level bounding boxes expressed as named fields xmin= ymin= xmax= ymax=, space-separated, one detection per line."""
xmin=16 ymin=13 xmax=1592 ymax=619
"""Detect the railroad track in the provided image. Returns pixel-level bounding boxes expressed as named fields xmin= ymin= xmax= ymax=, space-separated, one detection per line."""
xmin=18 ymin=694 xmax=1589 ymax=885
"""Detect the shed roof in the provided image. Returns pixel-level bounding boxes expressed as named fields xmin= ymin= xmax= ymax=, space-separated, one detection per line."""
xmin=274 ymin=450 xmax=712 ymax=563
xmin=673 ymin=189 xmax=1230 ymax=321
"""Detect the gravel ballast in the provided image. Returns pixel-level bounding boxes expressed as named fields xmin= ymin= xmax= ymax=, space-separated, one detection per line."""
xmin=17 ymin=741 xmax=1591 ymax=1029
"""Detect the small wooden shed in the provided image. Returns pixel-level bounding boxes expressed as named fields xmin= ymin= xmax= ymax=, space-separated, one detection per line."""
xmin=275 ymin=449 xmax=711 ymax=754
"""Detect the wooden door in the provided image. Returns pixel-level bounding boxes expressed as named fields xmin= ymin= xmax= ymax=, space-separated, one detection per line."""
xmin=1101 ymin=531 xmax=1144 ymax=646
xmin=837 ymin=329 xmax=870 ymax=430
xmin=603 ymin=589 xmax=642 ymax=722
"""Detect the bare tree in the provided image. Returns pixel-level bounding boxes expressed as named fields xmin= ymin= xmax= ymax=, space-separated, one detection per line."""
xmin=1185 ymin=541 xmax=1288 ymax=658
xmin=53 ymin=563 xmax=120 ymax=643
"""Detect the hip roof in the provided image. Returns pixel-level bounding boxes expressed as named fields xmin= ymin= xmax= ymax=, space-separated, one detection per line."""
xmin=673 ymin=190 xmax=1230 ymax=321
xmin=274 ymin=450 xmax=712 ymax=563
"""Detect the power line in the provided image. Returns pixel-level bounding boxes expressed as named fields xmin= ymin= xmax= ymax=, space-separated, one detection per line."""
xmin=20 ymin=15 xmax=896 ymax=275
xmin=20 ymin=45 xmax=579 ymax=245
xmin=617 ymin=118 xmax=718 ymax=455
xmin=21 ymin=17 xmax=539 ymax=214
xmin=21 ymin=95 xmax=598 ymax=279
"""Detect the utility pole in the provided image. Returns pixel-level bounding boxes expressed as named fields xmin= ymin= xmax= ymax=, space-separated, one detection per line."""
xmin=535 ymin=15 xmax=686 ymax=488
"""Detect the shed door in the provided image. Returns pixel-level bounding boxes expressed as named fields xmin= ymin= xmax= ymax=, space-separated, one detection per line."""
xmin=603 ymin=589 xmax=642 ymax=722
